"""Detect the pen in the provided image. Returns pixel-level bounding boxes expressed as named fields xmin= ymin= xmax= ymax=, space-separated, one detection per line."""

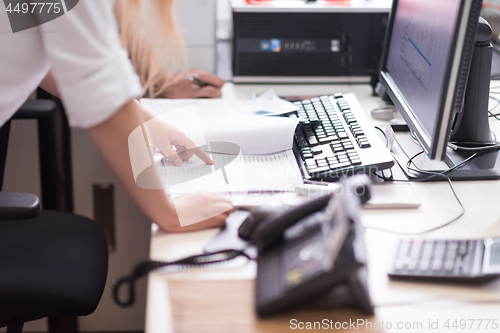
xmin=188 ymin=75 xmax=216 ymax=87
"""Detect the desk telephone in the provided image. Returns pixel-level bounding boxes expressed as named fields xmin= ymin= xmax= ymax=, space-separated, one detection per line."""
xmin=205 ymin=175 xmax=374 ymax=316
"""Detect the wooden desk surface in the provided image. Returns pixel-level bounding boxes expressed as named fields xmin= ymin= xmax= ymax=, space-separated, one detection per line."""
xmin=146 ymin=82 xmax=500 ymax=333
xmin=165 ymin=279 xmax=378 ymax=333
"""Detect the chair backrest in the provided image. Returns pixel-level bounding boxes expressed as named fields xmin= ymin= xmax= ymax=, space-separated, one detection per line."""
xmin=0 ymin=120 xmax=11 ymax=190
xmin=0 ymin=99 xmax=56 ymax=190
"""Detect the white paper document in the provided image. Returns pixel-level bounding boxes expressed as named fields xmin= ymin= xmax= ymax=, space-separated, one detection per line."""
xmin=254 ymin=89 xmax=298 ymax=115
xmin=140 ymin=101 xmax=299 ymax=155
xmin=140 ymin=89 xmax=297 ymax=117
xmin=138 ymin=99 xmax=304 ymax=196
xmin=200 ymin=114 xmax=298 ymax=155
xmin=160 ymin=150 xmax=303 ymax=195
xmin=140 ymin=98 xmax=263 ymax=117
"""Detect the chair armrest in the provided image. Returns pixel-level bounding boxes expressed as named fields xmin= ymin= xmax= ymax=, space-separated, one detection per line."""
xmin=13 ymin=99 xmax=56 ymax=120
xmin=0 ymin=192 xmax=40 ymax=220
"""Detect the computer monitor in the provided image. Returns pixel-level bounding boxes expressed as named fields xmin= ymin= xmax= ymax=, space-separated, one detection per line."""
xmin=379 ymin=0 xmax=500 ymax=180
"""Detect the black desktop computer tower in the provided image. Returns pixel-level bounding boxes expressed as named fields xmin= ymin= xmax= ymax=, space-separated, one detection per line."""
xmin=231 ymin=0 xmax=390 ymax=83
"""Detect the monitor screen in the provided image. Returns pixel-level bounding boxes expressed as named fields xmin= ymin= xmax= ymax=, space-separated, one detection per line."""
xmin=379 ymin=0 xmax=482 ymax=159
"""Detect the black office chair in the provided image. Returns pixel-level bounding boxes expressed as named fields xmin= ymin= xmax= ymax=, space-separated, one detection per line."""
xmin=0 ymin=100 xmax=108 ymax=333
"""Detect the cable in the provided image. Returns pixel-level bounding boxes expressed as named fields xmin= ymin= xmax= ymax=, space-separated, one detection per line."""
xmin=489 ymin=110 xmax=500 ymax=122
xmin=366 ymin=128 xmax=488 ymax=235
xmin=448 ymin=141 xmax=500 ymax=152
xmin=368 ymin=159 xmax=466 ymax=235
xmin=374 ymin=125 xmax=389 ymax=147
xmin=112 ymin=249 xmax=252 ymax=307
xmin=483 ymin=3 xmax=500 ymax=11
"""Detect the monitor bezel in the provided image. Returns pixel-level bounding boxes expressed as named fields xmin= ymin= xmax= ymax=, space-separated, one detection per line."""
xmin=378 ymin=0 xmax=482 ymax=160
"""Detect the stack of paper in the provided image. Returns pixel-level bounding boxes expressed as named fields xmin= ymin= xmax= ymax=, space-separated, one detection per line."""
xmin=139 ymin=97 xmax=304 ymax=195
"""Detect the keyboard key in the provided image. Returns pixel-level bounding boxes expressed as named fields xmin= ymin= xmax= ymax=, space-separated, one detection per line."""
xmin=408 ymin=260 xmax=418 ymax=271
xmin=335 ymin=161 xmax=352 ymax=168
xmin=310 ymin=166 xmax=330 ymax=174
xmin=303 ymin=153 xmax=313 ymax=159
xmin=338 ymin=132 xmax=349 ymax=139
xmin=444 ymin=260 xmax=455 ymax=272
xmin=318 ymin=136 xmax=335 ymax=144
xmin=458 ymin=241 xmax=468 ymax=256
xmin=306 ymin=166 xmax=319 ymax=173
xmin=432 ymin=260 xmax=443 ymax=271
xmin=317 ymin=160 xmax=328 ymax=167
xmin=356 ymin=135 xmax=368 ymax=141
xmin=311 ymin=146 xmax=322 ymax=155
xmin=419 ymin=260 xmax=430 ymax=272
xmin=358 ymin=140 xmax=371 ymax=148
xmin=331 ymin=144 xmax=344 ymax=153
xmin=410 ymin=242 xmax=423 ymax=258
xmin=305 ymin=159 xmax=316 ymax=167
xmin=307 ymin=136 xmax=318 ymax=146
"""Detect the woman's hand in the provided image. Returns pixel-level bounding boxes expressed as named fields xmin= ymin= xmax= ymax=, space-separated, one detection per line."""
xmin=157 ymin=193 xmax=233 ymax=232
xmin=142 ymin=113 xmax=212 ymax=167
xmin=161 ymin=69 xmax=225 ymax=99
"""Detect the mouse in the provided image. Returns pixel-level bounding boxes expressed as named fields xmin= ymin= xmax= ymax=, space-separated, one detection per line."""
xmin=237 ymin=205 xmax=283 ymax=240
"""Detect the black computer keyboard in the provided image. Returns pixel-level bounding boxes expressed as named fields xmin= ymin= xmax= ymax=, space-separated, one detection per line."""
xmin=284 ymin=93 xmax=394 ymax=181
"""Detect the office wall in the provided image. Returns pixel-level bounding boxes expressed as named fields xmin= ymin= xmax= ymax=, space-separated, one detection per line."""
xmin=172 ymin=0 xmax=217 ymax=73
xmin=71 ymin=129 xmax=151 ymax=332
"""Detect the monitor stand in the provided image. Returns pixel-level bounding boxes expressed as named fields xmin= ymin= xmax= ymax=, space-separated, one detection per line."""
xmin=392 ymin=18 xmax=500 ymax=181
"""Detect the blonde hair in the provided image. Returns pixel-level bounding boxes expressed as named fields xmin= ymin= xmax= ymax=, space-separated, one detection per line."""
xmin=114 ymin=0 xmax=186 ymax=97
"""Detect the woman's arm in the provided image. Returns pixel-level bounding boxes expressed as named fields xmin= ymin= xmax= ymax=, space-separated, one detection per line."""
xmin=87 ymin=99 xmax=232 ymax=232
xmin=39 ymin=71 xmax=61 ymax=98
xmin=158 ymin=69 xmax=225 ymax=99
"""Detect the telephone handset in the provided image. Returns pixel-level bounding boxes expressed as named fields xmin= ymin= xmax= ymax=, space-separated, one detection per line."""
xmin=249 ymin=193 xmax=333 ymax=252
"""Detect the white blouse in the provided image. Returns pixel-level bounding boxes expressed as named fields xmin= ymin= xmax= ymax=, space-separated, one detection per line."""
xmin=0 ymin=0 xmax=142 ymax=128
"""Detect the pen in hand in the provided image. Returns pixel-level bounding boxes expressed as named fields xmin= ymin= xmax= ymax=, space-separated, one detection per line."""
xmin=187 ymin=75 xmax=216 ymax=88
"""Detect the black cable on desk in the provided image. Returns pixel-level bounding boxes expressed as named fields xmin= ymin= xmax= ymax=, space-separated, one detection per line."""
xmin=112 ymin=249 xmax=252 ymax=307
xmin=370 ymin=126 xmax=476 ymax=236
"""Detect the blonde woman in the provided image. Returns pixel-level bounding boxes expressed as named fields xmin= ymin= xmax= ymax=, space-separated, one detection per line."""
xmin=1 ymin=0 xmax=232 ymax=232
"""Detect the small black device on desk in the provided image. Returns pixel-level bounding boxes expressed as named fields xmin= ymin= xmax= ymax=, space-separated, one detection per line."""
xmin=204 ymin=175 xmax=374 ymax=316
xmin=389 ymin=238 xmax=500 ymax=283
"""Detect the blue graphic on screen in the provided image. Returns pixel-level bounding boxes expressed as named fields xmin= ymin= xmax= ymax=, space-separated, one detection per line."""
xmin=270 ymin=39 xmax=281 ymax=52
xmin=399 ymin=15 xmax=437 ymax=90
xmin=408 ymin=38 xmax=432 ymax=67
xmin=386 ymin=0 xmax=460 ymax=138
xmin=260 ymin=40 xmax=270 ymax=51
xmin=260 ymin=39 xmax=281 ymax=52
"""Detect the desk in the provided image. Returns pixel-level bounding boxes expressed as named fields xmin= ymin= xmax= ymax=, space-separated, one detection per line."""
xmin=145 ymin=83 xmax=500 ymax=333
